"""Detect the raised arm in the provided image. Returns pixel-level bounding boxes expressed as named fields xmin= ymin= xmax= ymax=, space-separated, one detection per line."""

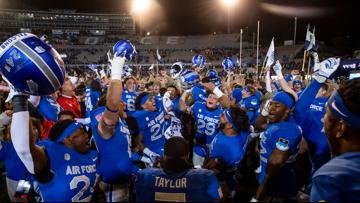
xmin=98 ymin=53 xmax=125 ymax=139
xmin=272 ymin=60 xmax=298 ymax=101
xmin=11 ymin=95 xmax=50 ymax=180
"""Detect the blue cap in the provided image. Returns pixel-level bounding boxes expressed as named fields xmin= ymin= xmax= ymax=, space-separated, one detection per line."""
xmin=293 ymin=80 xmax=302 ymax=87
xmin=272 ymin=92 xmax=294 ymax=109
xmin=56 ymin=122 xmax=83 ymax=143
xmin=232 ymin=88 xmax=243 ymax=103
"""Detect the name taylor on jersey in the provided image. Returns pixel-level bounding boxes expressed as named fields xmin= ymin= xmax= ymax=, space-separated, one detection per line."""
xmin=154 ymin=176 xmax=187 ymax=189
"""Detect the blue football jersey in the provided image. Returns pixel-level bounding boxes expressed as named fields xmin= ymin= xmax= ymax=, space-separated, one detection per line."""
xmin=85 ymin=87 xmax=101 ymax=118
xmin=259 ymin=121 xmax=302 ymax=181
xmin=210 ymin=131 xmax=249 ymax=167
xmin=38 ymin=95 xmax=63 ymax=122
xmin=258 ymin=122 xmax=301 ymax=197
xmin=311 ymin=152 xmax=360 ymax=202
xmin=90 ymin=106 xmax=132 ymax=184
xmin=121 ymin=89 xmax=139 ymax=116
xmin=0 ymin=141 xmax=28 ymax=181
xmin=38 ymin=142 xmax=99 ymax=202
xmin=238 ymin=95 xmax=260 ymax=125
xmin=192 ymin=102 xmax=223 ymax=146
xmin=295 ymin=80 xmax=330 ymax=171
xmin=192 ymin=85 xmax=207 ymax=103
xmin=133 ymin=106 xmax=166 ymax=156
xmin=135 ymin=168 xmax=222 ymax=202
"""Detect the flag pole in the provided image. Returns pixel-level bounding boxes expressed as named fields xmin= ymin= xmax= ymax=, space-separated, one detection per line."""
xmin=256 ymin=20 xmax=260 ymax=79
xmin=301 ymin=50 xmax=307 ymax=72
xmin=260 ymin=56 xmax=268 ymax=80
xmin=306 ymin=55 xmax=311 ymax=80
xmin=239 ymin=28 xmax=243 ymax=73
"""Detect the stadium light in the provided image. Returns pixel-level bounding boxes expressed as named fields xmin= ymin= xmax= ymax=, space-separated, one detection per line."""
xmin=221 ymin=0 xmax=237 ymax=6
xmin=132 ymin=0 xmax=150 ymax=13
xmin=221 ymin=0 xmax=238 ymax=34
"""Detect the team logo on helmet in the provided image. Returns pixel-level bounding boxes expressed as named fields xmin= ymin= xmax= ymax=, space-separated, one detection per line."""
xmin=180 ymin=70 xmax=200 ymax=90
xmin=0 ymin=33 xmax=65 ymax=95
xmin=222 ymin=57 xmax=236 ymax=72
xmin=112 ymin=39 xmax=137 ymax=61
xmin=192 ymin=54 xmax=206 ymax=70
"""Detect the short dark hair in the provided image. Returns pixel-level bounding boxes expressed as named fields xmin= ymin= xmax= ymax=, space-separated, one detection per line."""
xmin=135 ymin=92 xmax=150 ymax=110
xmin=229 ymin=106 xmax=250 ymax=132
xmin=90 ymin=79 xmax=102 ymax=92
xmin=49 ymin=119 xmax=75 ymax=142
xmin=58 ymin=110 xmax=76 ymax=120
xmin=124 ymin=76 xmax=136 ymax=84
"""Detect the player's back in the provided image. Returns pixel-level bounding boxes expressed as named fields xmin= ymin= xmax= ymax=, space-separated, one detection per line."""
xmin=135 ymin=168 xmax=221 ymax=202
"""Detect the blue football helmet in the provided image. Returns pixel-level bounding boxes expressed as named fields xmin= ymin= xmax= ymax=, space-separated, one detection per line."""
xmin=0 ymin=33 xmax=65 ymax=95
xmin=170 ymin=62 xmax=186 ymax=79
xmin=206 ymin=69 xmax=221 ymax=87
xmin=180 ymin=70 xmax=200 ymax=90
xmin=222 ymin=57 xmax=236 ymax=72
xmin=112 ymin=39 xmax=137 ymax=61
xmin=192 ymin=54 xmax=206 ymax=70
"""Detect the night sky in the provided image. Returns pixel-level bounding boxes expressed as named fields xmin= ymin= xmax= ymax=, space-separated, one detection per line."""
xmin=1 ymin=0 xmax=358 ymax=48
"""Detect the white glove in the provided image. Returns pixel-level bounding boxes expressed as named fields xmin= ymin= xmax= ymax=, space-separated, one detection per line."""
xmin=250 ymin=197 xmax=258 ymax=202
xmin=313 ymin=57 xmax=340 ymax=83
xmin=261 ymin=100 xmax=271 ymax=117
xmin=143 ymin=147 xmax=160 ymax=163
xmin=272 ymin=60 xmax=284 ymax=80
xmin=310 ymin=51 xmax=320 ymax=72
xmin=107 ymin=51 xmax=126 ymax=80
xmin=163 ymin=91 xmax=173 ymax=113
xmin=140 ymin=156 xmax=153 ymax=165
xmin=2 ymin=76 xmax=23 ymax=103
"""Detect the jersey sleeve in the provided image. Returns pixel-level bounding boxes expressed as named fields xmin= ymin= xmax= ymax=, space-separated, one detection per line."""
xmin=191 ymin=102 xmax=201 ymax=116
xmin=0 ymin=141 xmax=10 ymax=161
xmin=310 ymin=175 xmax=342 ymax=202
xmin=295 ymin=80 xmax=322 ymax=126
xmin=273 ymin=128 xmax=301 ymax=154
xmin=206 ymin=172 xmax=222 ymax=201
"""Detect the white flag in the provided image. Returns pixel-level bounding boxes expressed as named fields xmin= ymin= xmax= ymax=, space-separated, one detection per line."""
xmin=265 ymin=38 xmax=275 ymax=67
xmin=156 ymin=49 xmax=161 ymax=61
xmin=304 ymin=25 xmax=316 ymax=51
xmin=149 ymin=64 xmax=154 ymax=70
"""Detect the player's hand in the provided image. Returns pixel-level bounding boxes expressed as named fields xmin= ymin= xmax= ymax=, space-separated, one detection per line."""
xmin=2 ymin=76 xmax=26 ymax=103
xmin=107 ymin=50 xmax=126 ymax=80
xmin=204 ymin=159 xmax=218 ymax=170
xmin=313 ymin=57 xmax=340 ymax=83
xmin=261 ymin=100 xmax=271 ymax=117
xmin=272 ymin=60 xmax=284 ymax=80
